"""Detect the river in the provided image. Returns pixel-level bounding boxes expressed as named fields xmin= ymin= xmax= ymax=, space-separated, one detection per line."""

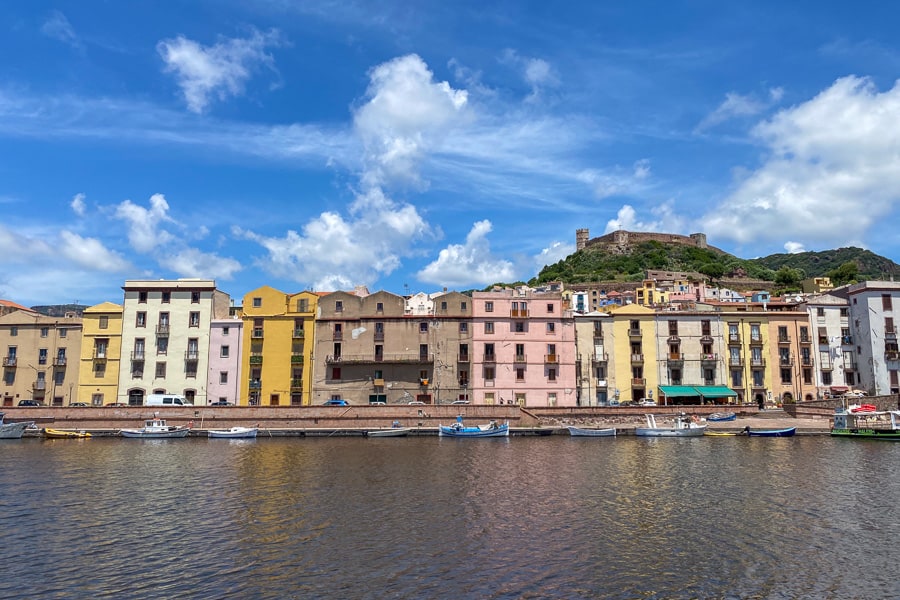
xmin=1 ymin=435 xmax=898 ymax=599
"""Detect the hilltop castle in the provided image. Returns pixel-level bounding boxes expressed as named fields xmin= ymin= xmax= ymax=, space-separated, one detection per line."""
xmin=576 ymin=229 xmax=721 ymax=254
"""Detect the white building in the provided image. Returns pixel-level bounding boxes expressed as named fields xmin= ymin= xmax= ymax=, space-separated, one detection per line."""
xmin=845 ymin=281 xmax=900 ymax=396
xmin=804 ymin=293 xmax=857 ymax=396
xmin=117 ymin=279 xmax=231 ymax=405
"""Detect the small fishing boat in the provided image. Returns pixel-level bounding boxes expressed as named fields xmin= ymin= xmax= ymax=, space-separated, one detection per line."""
xmin=439 ymin=415 xmax=509 ymax=438
xmin=366 ymin=427 xmax=412 ymax=438
xmin=635 ymin=413 xmax=707 ymax=437
xmin=43 ymin=428 xmax=92 ymax=439
xmin=207 ymin=426 xmax=258 ymax=439
xmin=704 ymin=430 xmax=738 ymax=436
xmin=707 ymin=412 xmax=736 ymax=422
xmin=566 ymin=425 xmax=616 ymax=437
xmin=743 ymin=426 xmax=796 ymax=437
xmin=832 ymin=407 xmax=900 ymax=440
xmin=120 ymin=418 xmax=191 ymax=439
xmin=0 ymin=412 xmax=31 ymax=439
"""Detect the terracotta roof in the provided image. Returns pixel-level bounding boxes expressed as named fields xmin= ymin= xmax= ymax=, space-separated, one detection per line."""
xmin=0 ymin=299 xmax=34 ymax=312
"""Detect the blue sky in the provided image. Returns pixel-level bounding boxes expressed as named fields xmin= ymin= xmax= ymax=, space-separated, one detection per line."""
xmin=3 ymin=1 xmax=900 ymax=306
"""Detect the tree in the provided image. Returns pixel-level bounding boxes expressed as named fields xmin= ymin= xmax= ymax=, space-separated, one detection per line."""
xmin=699 ymin=262 xmax=725 ymax=283
xmin=774 ymin=266 xmax=804 ymax=288
xmin=827 ymin=261 xmax=859 ymax=286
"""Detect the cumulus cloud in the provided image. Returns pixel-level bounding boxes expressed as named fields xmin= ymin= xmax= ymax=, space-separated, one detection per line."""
xmin=535 ymin=241 xmax=575 ymax=268
xmin=157 ymin=28 xmax=281 ymax=113
xmin=703 ymin=76 xmax=900 ymax=248
xmin=71 ymin=192 xmax=86 ymax=217
xmin=354 ymin=53 xmax=467 ymax=187
xmin=114 ymin=193 xmax=175 ymax=252
xmin=605 ymin=201 xmax=688 ymax=234
xmin=41 ymin=10 xmax=80 ymax=49
xmin=784 ymin=241 xmax=805 ymax=254
xmin=166 ymin=248 xmax=242 ymax=280
xmin=418 ymin=220 xmax=517 ymax=287
xmin=59 ymin=231 xmax=131 ymax=271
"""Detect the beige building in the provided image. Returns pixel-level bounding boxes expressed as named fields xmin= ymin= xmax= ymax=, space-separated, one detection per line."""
xmin=117 ymin=279 xmax=231 ymax=405
xmin=77 ymin=302 xmax=123 ymax=406
xmin=574 ymin=312 xmax=613 ymax=406
xmin=0 ymin=309 xmax=83 ymax=406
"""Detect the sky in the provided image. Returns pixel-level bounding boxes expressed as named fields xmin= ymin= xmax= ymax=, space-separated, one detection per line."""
xmin=3 ymin=1 xmax=900 ymax=307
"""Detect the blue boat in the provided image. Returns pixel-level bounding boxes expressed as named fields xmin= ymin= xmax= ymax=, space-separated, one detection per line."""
xmin=744 ymin=426 xmax=796 ymax=437
xmin=707 ymin=412 xmax=736 ymax=422
xmin=438 ymin=415 xmax=509 ymax=438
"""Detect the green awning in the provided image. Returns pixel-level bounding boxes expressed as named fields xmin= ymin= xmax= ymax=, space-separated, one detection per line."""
xmin=695 ymin=385 xmax=737 ymax=398
xmin=659 ymin=385 xmax=701 ymax=397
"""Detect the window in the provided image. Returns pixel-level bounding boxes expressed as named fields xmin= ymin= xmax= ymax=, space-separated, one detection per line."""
xmin=331 ymin=367 xmax=342 ymax=380
xmin=138 ymin=291 xmax=147 ymax=303
xmin=136 ymin=312 xmax=146 ymax=327
xmin=93 ymin=361 xmax=106 ymax=376
xmin=253 ymin=297 xmax=262 ymax=308
xmin=547 ymin=322 xmax=556 ymax=333
xmin=99 ymin=316 xmax=109 ymax=329
xmin=40 ymin=327 xmax=49 ymax=338
xmin=191 ymin=291 xmax=200 ymax=303
xmin=335 ymin=300 xmax=343 ymax=312
xmin=483 ymin=366 xmax=495 ymax=380
xmin=514 ymin=322 xmax=525 ymax=333
xmin=731 ymin=370 xmax=742 ymax=387
xmin=780 ymin=368 xmax=792 ymax=384
xmin=459 ymin=322 xmax=468 ymax=333
xmin=419 ymin=344 xmax=429 ymax=360
xmin=54 ymin=370 xmax=65 ymax=386
xmin=547 ymin=303 xmax=554 ymax=313
xmin=420 ymin=322 xmax=428 ymax=333
xmin=668 ymin=320 xmax=678 ymax=335
xmin=10 ymin=327 xmax=16 ymax=337
xmin=39 ymin=349 xmax=47 ymax=365
xmin=516 ymin=368 xmax=525 ymax=381
xmin=219 ymin=372 xmax=228 ymax=384
xmin=162 ymin=291 xmax=170 ymax=303
xmin=441 ymin=301 xmax=448 ymax=311
xmin=803 ymin=369 xmax=813 ymax=385
xmin=155 ymin=362 xmax=166 ymax=378
xmin=59 ymin=329 xmax=67 ymax=338
xmin=157 ymin=337 xmax=168 ymax=355
xmin=485 ymin=322 xmax=494 ymax=334
xmin=221 ymin=345 xmax=230 ymax=358
xmin=187 ymin=338 xmax=199 ymax=360
xmin=189 ymin=312 xmax=200 ymax=327
xmin=822 ymin=371 xmax=832 ymax=385
xmin=485 ymin=301 xmax=494 ymax=312
xmin=134 ymin=338 xmax=145 ymax=359
xmin=3 ymin=370 xmax=13 ymax=385
xmin=883 ymin=294 xmax=893 ymax=310
xmin=548 ymin=368 xmax=557 ymax=381
xmin=816 ymin=307 xmax=825 ymax=317
xmin=461 ymin=302 xmax=467 ymax=311
xmin=840 ymin=307 xmax=848 ymax=317
xmin=671 ymin=369 xmax=682 ymax=385
xmin=222 ymin=326 xmax=229 ymax=336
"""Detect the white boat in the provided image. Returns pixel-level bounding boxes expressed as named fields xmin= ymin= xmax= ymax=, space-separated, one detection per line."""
xmin=366 ymin=427 xmax=413 ymax=438
xmin=120 ymin=418 xmax=191 ymax=439
xmin=207 ymin=426 xmax=258 ymax=439
xmin=566 ymin=425 xmax=616 ymax=437
xmin=634 ymin=413 xmax=707 ymax=437
xmin=0 ymin=412 xmax=31 ymax=439
xmin=439 ymin=416 xmax=509 ymax=438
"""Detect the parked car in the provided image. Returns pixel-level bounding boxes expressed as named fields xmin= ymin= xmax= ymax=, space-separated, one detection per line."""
xmin=639 ymin=400 xmax=657 ymax=406
xmin=209 ymin=401 xmax=233 ymax=406
xmin=68 ymin=402 xmax=89 ymax=407
xmin=18 ymin=399 xmax=42 ymax=406
xmin=322 ymin=399 xmax=349 ymax=406
xmin=407 ymin=401 xmax=425 ymax=405
xmin=451 ymin=400 xmax=470 ymax=405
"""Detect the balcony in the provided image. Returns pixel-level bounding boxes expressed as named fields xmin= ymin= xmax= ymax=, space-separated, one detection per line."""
xmin=92 ymin=351 xmax=107 ymax=362
xmin=249 ymin=355 xmax=263 ymax=365
xmin=667 ymin=353 xmax=683 ymax=365
xmin=32 ymin=380 xmax=47 ymax=391
xmin=886 ymin=328 xmax=897 ymax=340
xmin=483 ymin=353 xmax=497 ymax=363
xmin=886 ymin=351 xmax=900 ymax=361
xmin=749 ymin=335 xmax=763 ymax=346
xmin=751 ymin=382 xmax=766 ymax=390
xmin=131 ymin=351 xmax=145 ymax=362
xmin=820 ymin=362 xmax=833 ymax=371
xmin=728 ymin=356 xmax=743 ymax=367
xmin=701 ymin=353 xmax=717 ymax=364
xmin=778 ymin=335 xmax=791 ymax=345
xmin=290 ymin=354 xmax=304 ymax=364
xmin=251 ymin=328 xmax=264 ymax=339
xmin=799 ymin=335 xmax=811 ymax=344
xmin=156 ymin=324 xmax=170 ymax=336
xmin=53 ymin=356 xmax=67 ymax=367
xmin=544 ymin=354 xmax=559 ymax=364
xmin=843 ymin=362 xmax=857 ymax=371
xmin=630 ymin=353 xmax=643 ymax=364
xmin=596 ymin=379 xmax=608 ymax=388
xmin=728 ymin=333 xmax=741 ymax=344
xmin=667 ymin=335 xmax=681 ymax=344
xmin=458 ymin=353 xmax=470 ymax=363
xmin=800 ymin=357 xmax=814 ymax=367
xmin=325 ymin=353 xmax=434 ymax=364
xmin=628 ymin=328 xmax=641 ymax=337
xmin=592 ymin=329 xmax=604 ymax=340
xmin=514 ymin=354 xmax=527 ymax=363
xmin=374 ymin=331 xmax=384 ymax=342
xmin=290 ymin=379 xmax=303 ymax=390
xmin=818 ymin=337 xmax=829 ymax=345
xmin=3 ymin=357 xmax=17 ymax=368
xmin=592 ymin=352 xmax=608 ymax=364
xmin=631 ymin=378 xmax=646 ymax=387
xmin=841 ymin=336 xmax=853 ymax=345
xmin=184 ymin=351 xmax=200 ymax=362
xmin=749 ymin=357 xmax=766 ymax=367
xmin=292 ymin=329 xmax=305 ymax=339
xmin=249 ymin=380 xmax=262 ymax=390
xmin=703 ymin=379 xmax=715 ymax=386
xmin=510 ymin=308 xmax=529 ymax=318
xmin=778 ymin=357 xmax=794 ymax=366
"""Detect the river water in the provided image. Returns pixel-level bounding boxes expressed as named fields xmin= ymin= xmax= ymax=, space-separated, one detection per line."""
xmin=1 ymin=435 xmax=898 ymax=599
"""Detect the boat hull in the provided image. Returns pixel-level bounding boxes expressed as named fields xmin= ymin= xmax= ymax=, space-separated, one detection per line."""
xmin=439 ymin=425 xmax=509 ymax=438
xmin=746 ymin=427 xmax=796 ymax=437
xmin=366 ymin=427 xmax=412 ymax=437
xmin=0 ymin=422 xmax=29 ymax=439
xmin=121 ymin=429 xmax=190 ymax=438
xmin=707 ymin=412 xmax=736 ymax=422
xmin=566 ymin=426 xmax=616 ymax=437
xmin=207 ymin=427 xmax=258 ymax=439
xmin=43 ymin=428 xmax=91 ymax=439
xmin=635 ymin=427 xmax=707 ymax=437
xmin=831 ymin=429 xmax=900 ymax=440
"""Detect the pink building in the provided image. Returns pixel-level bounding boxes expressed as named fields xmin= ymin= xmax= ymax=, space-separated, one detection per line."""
xmin=471 ymin=287 xmax=576 ymax=407
xmin=206 ymin=318 xmax=243 ymax=405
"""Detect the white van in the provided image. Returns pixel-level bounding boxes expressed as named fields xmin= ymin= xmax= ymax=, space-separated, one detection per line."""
xmin=145 ymin=394 xmax=193 ymax=407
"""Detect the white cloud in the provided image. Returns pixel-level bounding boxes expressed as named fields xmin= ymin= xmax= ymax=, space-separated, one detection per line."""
xmin=157 ymin=29 xmax=282 ymax=113
xmin=71 ymin=192 xmax=86 ymax=217
xmin=418 ymin=220 xmax=517 ymax=287
xmin=354 ymin=53 xmax=467 ymax=188
xmin=695 ymin=87 xmax=783 ymax=132
xmin=535 ymin=241 xmax=575 ymax=268
xmin=704 ymin=76 xmax=900 ymax=248
xmin=605 ymin=201 xmax=688 ymax=234
xmin=114 ymin=193 xmax=175 ymax=253
xmin=59 ymin=231 xmax=131 ymax=272
xmin=165 ymin=248 xmax=242 ymax=280
xmin=41 ymin=10 xmax=80 ymax=49
xmin=784 ymin=241 xmax=805 ymax=254
xmin=500 ymin=49 xmax=560 ymax=102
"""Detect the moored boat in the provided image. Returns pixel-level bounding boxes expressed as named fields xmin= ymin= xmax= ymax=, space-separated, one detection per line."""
xmin=707 ymin=412 xmax=736 ymax=422
xmin=744 ymin=426 xmax=796 ymax=437
xmin=635 ymin=413 xmax=707 ymax=437
xmin=0 ymin=412 xmax=31 ymax=439
xmin=831 ymin=407 xmax=900 ymax=440
xmin=43 ymin=428 xmax=92 ymax=439
xmin=120 ymin=418 xmax=191 ymax=439
xmin=366 ymin=427 xmax=412 ymax=438
xmin=439 ymin=415 xmax=509 ymax=438
xmin=566 ymin=425 xmax=616 ymax=437
xmin=207 ymin=426 xmax=258 ymax=439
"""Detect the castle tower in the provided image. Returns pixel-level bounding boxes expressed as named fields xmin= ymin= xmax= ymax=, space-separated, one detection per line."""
xmin=689 ymin=233 xmax=707 ymax=249
xmin=576 ymin=228 xmax=589 ymax=251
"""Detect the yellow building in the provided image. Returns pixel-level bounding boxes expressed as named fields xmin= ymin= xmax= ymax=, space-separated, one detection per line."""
xmin=77 ymin=302 xmax=123 ymax=406
xmin=609 ymin=304 xmax=657 ymax=403
xmin=241 ymin=286 xmax=318 ymax=406
xmin=720 ymin=310 xmax=773 ymax=407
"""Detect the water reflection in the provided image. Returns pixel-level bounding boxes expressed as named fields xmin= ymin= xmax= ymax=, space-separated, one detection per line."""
xmin=2 ymin=436 xmax=900 ymax=598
